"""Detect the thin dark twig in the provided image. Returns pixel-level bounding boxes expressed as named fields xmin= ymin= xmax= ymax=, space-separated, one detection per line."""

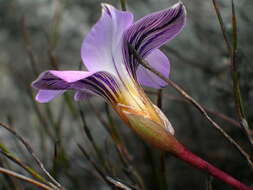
xmin=157 ymin=89 xmax=163 ymax=109
xmin=50 ymin=0 xmax=64 ymax=50
xmin=129 ymin=44 xmax=253 ymax=170
xmin=78 ymin=104 xmax=110 ymax=173
xmin=77 ymin=144 xmax=106 ymax=179
xmin=26 ymin=89 xmax=55 ymax=141
xmin=156 ymin=89 xmax=168 ymax=190
xmin=230 ymin=0 xmax=253 ymax=147
xmin=119 ymin=0 xmax=127 ymax=11
xmin=159 ymin=151 xmax=167 ymax=190
xmin=88 ymin=102 xmax=132 ymax=161
xmin=21 ymin=16 xmax=39 ymax=76
xmin=204 ymin=108 xmax=241 ymax=128
xmin=212 ymin=0 xmax=252 ymax=147
xmin=0 ymin=122 xmax=63 ymax=190
xmin=207 ymin=176 xmax=214 ymax=190
xmin=116 ymin=148 xmax=145 ymax=190
xmin=0 ymin=167 xmax=54 ymax=190
xmin=0 ymin=146 xmax=48 ymax=185
xmin=106 ymin=176 xmax=142 ymax=190
xmin=163 ymin=47 xmax=223 ymax=74
xmin=147 ymin=91 xmax=241 ymax=128
xmin=212 ymin=0 xmax=232 ymax=53
xmin=0 ymin=150 xmax=25 ymax=190
xmin=89 ymin=103 xmax=145 ymax=189
xmin=77 ymin=144 xmax=115 ymax=189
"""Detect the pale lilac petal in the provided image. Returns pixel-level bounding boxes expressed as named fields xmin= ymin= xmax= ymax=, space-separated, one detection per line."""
xmin=123 ymin=2 xmax=186 ymax=74
xmin=74 ymin=90 xmax=95 ymax=101
xmin=36 ymin=90 xmax=65 ymax=103
xmin=81 ymin=4 xmax=133 ymax=74
xmin=32 ymin=70 xmax=95 ymax=90
xmin=137 ymin=49 xmax=170 ymax=88
xmin=49 ymin=71 xmax=95 ymax=82
xmin=32 ymin=70 xmax=120 ymax=103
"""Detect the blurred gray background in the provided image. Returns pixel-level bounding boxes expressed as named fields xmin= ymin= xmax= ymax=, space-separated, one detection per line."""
xmin=0 ymin=0 xmax=252 ymax=189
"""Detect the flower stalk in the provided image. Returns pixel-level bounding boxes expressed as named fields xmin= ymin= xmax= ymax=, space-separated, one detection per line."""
xmin=172 ymin=143 xmax=252 ymax=190
xmin=124 ymin=109 xmax=251 ymax=190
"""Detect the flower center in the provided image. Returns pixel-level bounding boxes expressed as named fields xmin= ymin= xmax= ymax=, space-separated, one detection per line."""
xmin=114 ymin=79 xmax=162 ymax=125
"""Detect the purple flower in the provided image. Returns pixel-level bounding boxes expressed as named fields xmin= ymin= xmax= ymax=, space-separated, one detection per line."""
xmin=32 ymin=2 xmax=186 ymax=148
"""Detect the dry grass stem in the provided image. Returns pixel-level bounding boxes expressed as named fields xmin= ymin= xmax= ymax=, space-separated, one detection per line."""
xmin=212 ymin=0 xmax=253 ymax=147
xmin=0 ymin=122 xmax=63 ymax=190
xmin=0 ymin=167 xmax=54 ymax=190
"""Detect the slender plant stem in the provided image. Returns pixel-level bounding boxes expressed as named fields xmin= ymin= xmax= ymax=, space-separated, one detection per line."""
xmin=212 ymin=0 xmax=232 ymax=53
xmin=0 ymin=167 xmax=54 ymax=190
xmin=129 ymin=44 xmax=253 ymax=170
xmin=156 ymin=89 xmax=168 ymax=190
xmin=159 ymin=151 xmax=167 ymax=190
xmin=212 ymin=0 xmax=253 ymax=146
xmin=119 ymin=0 xmax=127 ymax=11
xmin=50 ymin=0 xmax=64 ymax=50
xmin=147 ymin=90 xmax=241 ymax=128
xmin=157 ymin=89 xmax=163 ymax=109
xmin=207 ymin=176 xmax=214 ymax=190
xmin=230 ymin=0 xmax=253 ymax=146
xmin=106 ymin=176 xmax=141 ymax=190
xmin=0 ymin=145 xmax=48 ymax=185
xmin=89 ymin=103 xmax=145 ymax=189
xmin=21 ymin=16 xmax=39 ymax=76
xmin=77 ymin=144 xmax=117 ymax=189
xmin=106 ymin=177 xmax=131 ymax=190
xmin=104 ymin=104 xmax=145 ymax=189
xmin=89 ymin=102 xmax=132 ymax=161
xmin=0 ymin=122 xmax=63 ymax=190
xmin=78 ymin=105 xmax=109 ymax=171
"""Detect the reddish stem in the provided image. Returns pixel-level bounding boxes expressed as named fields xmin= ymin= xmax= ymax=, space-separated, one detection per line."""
xmin=173 ymin=144 xmax=252 ymax=190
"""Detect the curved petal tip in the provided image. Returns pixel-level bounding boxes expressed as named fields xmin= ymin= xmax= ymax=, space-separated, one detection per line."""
xmin=174 ymin=1 xmax=187 ymax=16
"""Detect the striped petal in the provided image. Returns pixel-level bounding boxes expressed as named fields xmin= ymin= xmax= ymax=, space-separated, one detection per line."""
xmin=36 ymin=90 xmax=65 ymax=103
xmin=123 ymin=2 xmax=186 ymax=75
xmin=74 ymin=90 xmax=94 ymax=101
xmin=32 ymin=70 xmax=120 ymax=103
xmin=137 ymin=49 xmax=170 ymax=88
xmin=32 ymin=71 xmax=95 ymax=90
xmin=81 ymin=3 xmax=133 ymax=75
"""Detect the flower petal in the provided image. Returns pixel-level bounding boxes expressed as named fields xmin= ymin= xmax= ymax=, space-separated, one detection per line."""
xmin=32 ymin=71 xmax=95 ymax=90
xmin=74 ymin=90 xmax=96 ymax=101
xmin=137 ymin=49 xmax=170 ymax=88
xmin=81 ymin=4 xmax=133 ymax=75
xmin=123 ymin=2 xmax=186 ymax=74
xmin=32 ymin=70 xmax=120 ymax=103
xmin=36 ymin=90 xmax=65 ymax=103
